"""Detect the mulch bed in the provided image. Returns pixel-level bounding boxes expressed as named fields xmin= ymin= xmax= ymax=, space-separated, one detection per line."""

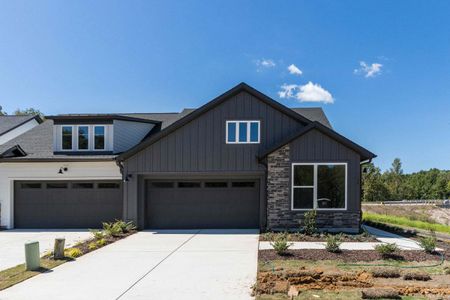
xmin=259 ymin=249 xmax=449 ymax=262
xmin=260 ymin=232 xmax=378 ymax=242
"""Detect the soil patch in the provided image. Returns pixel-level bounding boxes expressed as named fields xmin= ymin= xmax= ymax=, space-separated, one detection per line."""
xmin=259 ymin=249 xmax=448 ymax=262
xmin=260 ymin=232 xmax=378 ymax=242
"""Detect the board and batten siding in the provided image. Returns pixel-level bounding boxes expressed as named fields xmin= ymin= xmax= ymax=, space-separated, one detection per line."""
xmin=113 ymin=120 xmax=154 ymax=154
xmin=124 ymin=91 xmax=305 ymax=174
xmin=289 ymin=129 xmax=362 ymax=211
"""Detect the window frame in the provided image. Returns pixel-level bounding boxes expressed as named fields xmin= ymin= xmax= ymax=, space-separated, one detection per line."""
xmin=93 ymin=125 xmax=106 ymax=150
xmin=291 ymin=162 xmax=347 ymax=211
xmin=61 ymin=126 xmax=73 ymax=151
xmin=225 ymin=120 xmax=260 ymax=144
xmin=77 ymin=125 xmax=90 ymax=151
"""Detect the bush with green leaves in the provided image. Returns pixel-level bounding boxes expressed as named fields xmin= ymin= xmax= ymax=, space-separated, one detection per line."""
xmin=90 ymin=229 xmax=106 ymax=240
xmin=96 ymin=238 xmax=107 ymax=247
xmin=375 ymin=243 xmax=399 ymax=257
xmin=270 ymin=237 xmax=292 ymax=256
xmin=418 ymin=232 xmax=437 ymax=253
xmin=302 ymin=210 xmax=317 ymax=235
xmin=114 ymin=220 xmax=137 ymax=233
xmin=325 ymin=234 xmax=342 ymax=253
xmin=65 ymin=247 xmax=83 ymax=258
xmin=88 ymin=242 xmax=98 ymax=251
xmin=102 ymin=222 xmax=123 ymax=237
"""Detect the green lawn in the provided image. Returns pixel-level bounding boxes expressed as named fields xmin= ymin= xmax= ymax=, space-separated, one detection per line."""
xmin=363 ymin=212 xmax=450 ymax=234
xmin=0 ymin=258 xmax=71 ymax=290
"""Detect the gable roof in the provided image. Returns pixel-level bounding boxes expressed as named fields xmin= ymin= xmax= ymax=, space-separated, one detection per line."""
xmin=117 ymin=82 xmax=315 ymax=161
xmin=0 ymin=115 xmax=42 ymax=136
xmin=258 ymin=121 xmax=376 ymax=162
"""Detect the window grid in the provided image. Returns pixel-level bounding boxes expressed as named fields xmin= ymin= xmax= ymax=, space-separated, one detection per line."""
xmin=226 ymin=120 xmax=260 ymax=144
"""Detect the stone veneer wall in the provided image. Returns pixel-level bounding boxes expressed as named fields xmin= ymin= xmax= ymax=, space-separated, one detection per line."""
xmin=266 ymin=144 xmax=361 ymax=233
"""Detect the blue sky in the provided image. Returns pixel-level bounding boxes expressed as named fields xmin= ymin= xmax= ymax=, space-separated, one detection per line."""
xmin=0 ymin=1 xmax=449 ymax=173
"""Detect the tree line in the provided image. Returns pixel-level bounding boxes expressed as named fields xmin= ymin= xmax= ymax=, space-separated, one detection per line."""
xmin=362 ymin=158 xmax=450 ymax=202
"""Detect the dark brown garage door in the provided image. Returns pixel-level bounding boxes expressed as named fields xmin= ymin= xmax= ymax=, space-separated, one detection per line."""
xmin=14 ymin=181 xmax=123 ymax=228
xmin=145 ymin=179 xmax=260 ymax=229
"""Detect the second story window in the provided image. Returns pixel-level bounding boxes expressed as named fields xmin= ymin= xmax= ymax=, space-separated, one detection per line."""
xmin=78 ymin=126 xmax=89 ymax=150
xmin=62 ymin=126 xmax=72 ymax=150
xmin=94 ymin=126 xmax=105 ymax=150
xmin=226 ymin=121 xmax=260 ymax=144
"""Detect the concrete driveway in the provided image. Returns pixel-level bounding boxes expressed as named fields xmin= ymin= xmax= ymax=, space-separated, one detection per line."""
xmin=2 ymin=229 xmax=259 ymax=300
xmin=0 ymin=229 xmax=92 ymax=270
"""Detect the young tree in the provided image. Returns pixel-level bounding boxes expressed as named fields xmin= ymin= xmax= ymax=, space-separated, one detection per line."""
xmin=0 ymin=105 xmax=6 ymax=115
xmin=384 ymin=158 xmax=404 ymax=200
xmin=362 ymin=163 xmax=390 ymax=202
xmin=14 ymin=108 xmax=44 ymax=118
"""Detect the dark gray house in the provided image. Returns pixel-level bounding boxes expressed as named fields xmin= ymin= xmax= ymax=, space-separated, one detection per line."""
xmin=0 ymin=83 xmax=375 ymax=232
xmin=117 ymin=83 xmax=375 ymax=232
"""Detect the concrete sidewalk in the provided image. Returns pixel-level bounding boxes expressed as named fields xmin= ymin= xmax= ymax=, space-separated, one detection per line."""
xmin=260 ymin=226 xmax=434 ymax=251
xmin=2 ymin=229 xmax=259 ymax=300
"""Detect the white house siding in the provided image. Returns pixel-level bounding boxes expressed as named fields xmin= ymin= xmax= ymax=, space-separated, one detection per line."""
xmin=0 ymin=119 xmax=39 ymax=145
xmin=0 ymin=161 xmax=121 ymax=229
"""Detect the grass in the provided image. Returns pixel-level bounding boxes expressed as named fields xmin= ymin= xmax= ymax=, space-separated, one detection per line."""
xmin=259 ymin=259 xmax=450 ymax=275
xmin=363 ymin=212 xmax=450 ymax=234
xmin=256 ymin=291 xmax=427 ymax=299
xmin=0 ymin=258 xmax=71 ymax=290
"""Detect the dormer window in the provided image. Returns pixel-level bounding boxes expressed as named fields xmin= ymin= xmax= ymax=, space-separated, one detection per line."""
xmin=94 ymin=126 xmax=105 ymax=150
xmin=57 ymin=124 xmax=111 ymax=152
xmin=78 ymin=126 xmax=89 ymax=150
xmin=226 ymin=121 xmax=260 ymax=144
xmin=62 ymin=126 xmax=73 ymax=150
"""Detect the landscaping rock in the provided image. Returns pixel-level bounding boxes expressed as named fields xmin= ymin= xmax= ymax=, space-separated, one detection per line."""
xmin=371 ymin=268 xmax=401 ymax=278
xmin=287 ymin=285 xmax=299 ymax=297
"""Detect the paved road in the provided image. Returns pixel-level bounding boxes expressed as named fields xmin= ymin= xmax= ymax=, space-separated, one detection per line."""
xmin=1 ymin=229 xmax=259 ymax=300
xmin=0 ymin=229 xmax=91 ymax=271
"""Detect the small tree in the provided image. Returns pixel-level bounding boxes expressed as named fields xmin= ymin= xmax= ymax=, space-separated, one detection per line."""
xmin=302 ymin=210 xmax=317 ymax=235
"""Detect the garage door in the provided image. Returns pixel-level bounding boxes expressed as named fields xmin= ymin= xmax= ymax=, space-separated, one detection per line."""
xmin=14 ymin=181 xmax=122 ymax=228
xmin=145 ymin=179 xmax=260 ymax=229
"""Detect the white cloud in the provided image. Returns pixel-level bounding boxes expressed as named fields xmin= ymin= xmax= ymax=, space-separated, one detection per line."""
xmin=354 ymin=61 xmax=383 ymax=78
xmin=287 ymin=64 xmax=302 ymax=75
xmin=278 ymin=82 xmax=334 ymax=104
xmin=256 ymin=59 xmax=276 ymax=69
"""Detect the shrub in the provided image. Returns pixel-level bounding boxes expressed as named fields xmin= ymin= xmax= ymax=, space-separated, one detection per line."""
xmin=325 ymin=234 xmax=342 ymax=253
xmin=114 ymin=220 xmax=137 ymax=233
xmin=375 ymin=243 xmax=399 ymax=257
xmin=403 ymin=272 xmax=431 ymax=281
xmin=361 ymin=288 xmax=400 ymax=299
xmin=270 ymin=237 xmax=292 ymax=256
xmin=65 ymin=248 xmax=83 ymax=258
xmin=102 ymin=222 xmax=123 ymax=237
xmin=302 ymin=210 xmax=317 ymax=235
xmin=371 ymin=268 xmax=401 ymax=278
xmin=418 ymin=232 xmax=437 ymax=253
xmin=88 ymin=242 xmax=98 ymax=251
xmin=96 ymin=238 xmax=107 ymax=247
xmin=90 ymin=229 xmax=105 ymax=240
xmin=444 ymin=267 xmax=450 ymax=275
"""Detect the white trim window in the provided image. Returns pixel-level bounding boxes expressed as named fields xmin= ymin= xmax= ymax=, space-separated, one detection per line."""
xmin=94 ymin=126 xmax=106 ymax=150
xmin=226 ymin=120 xmax=260 ymax=144
xmin=61 ymin=126 xmax=73 ymax=150
xmin=291 ymin=163 xmax=347 ymax=210
xmin=77 ymin=126 xmax=89 ymax=150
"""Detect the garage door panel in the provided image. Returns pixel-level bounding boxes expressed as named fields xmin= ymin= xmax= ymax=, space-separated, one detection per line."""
xmin=145 ymin=179 xmax=260 ymax=229
xmin=14 ymin=181 xmax=122 ymax=229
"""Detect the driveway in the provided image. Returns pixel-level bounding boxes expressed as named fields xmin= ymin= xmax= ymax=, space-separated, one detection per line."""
xmin=2 ymin=229 xmax=259 ymax=300
xmin=0 ymin=229 xmax=91 ymax=271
